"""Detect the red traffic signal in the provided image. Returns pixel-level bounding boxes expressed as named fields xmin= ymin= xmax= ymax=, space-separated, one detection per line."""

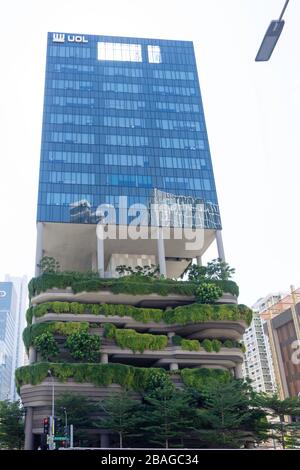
xmin=43 ymin=417 xmax=50 ymax=434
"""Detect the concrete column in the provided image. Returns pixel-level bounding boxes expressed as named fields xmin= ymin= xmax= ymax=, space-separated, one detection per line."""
xmin=272 ymin=327 xmax=289 ymax=398
xmin=97 ymin=226 xmax=105 ymax=278
xmin=91 ymin=252 xmax=98 ymax=272
xmin=167 ymin=332 xmax=175 ymax=346
xmin=216 ymin=230 xmax=225 ymax=261
xmin=235 ymin=363 xmax=243 ymax=379
xmin=35 ymin=222 xmax=44 ymax=277
xmin=101 ymin=433 xmax=110 ymax=448
xmin=169 ymin=362 xmax=179 ymax=371
xmin=29 ymin=346 xmax=37 ymax=364
xmin=101 ymin=353 xmax=108 ymax=364
xmin=196 ymin=256 xmax=202 ymax=266
xmin=24 ymin=407 xmax=34 ymax=450
xmin=157 ymin=227 xmax=167 ymax=277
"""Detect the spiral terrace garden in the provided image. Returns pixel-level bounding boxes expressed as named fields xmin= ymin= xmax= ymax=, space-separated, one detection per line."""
xmin=15 ymin=260 xmax=257 ymax=449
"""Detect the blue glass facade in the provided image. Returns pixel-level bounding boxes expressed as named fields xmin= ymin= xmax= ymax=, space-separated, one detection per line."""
xmin=37 ymin=33 xmax=221 ymax=228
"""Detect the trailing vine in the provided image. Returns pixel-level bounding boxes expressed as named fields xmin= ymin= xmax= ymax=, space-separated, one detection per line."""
xmin=103 ymin=324 xmax=168 ymax=353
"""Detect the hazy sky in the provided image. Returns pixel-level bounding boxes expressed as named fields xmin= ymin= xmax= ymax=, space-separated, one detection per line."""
xmin=0 ymin=0 xmax=299 ymax=306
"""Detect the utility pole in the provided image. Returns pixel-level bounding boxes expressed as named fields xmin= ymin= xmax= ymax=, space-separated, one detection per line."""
xmin=48 ymin=370 xmax=55 ymax=450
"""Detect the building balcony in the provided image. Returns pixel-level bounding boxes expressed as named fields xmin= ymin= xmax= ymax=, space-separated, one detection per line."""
xmin=30 ymin=285 xmax=238 ymax=309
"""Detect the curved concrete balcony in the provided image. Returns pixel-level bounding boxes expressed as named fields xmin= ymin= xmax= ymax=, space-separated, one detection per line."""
xmin=20 ymin=380 xmax=140 ymax=434
xmin=31 ymin=288 xmax=237 ymax=308
xmin=100 ymin=344 xmax=244 ymax=369
xmin=34 ymin=313 xmax=247 ymax=339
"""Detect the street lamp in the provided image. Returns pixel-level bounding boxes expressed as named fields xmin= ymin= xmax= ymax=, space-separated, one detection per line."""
xmin=255 ymin=0 xmax=290 ymax=62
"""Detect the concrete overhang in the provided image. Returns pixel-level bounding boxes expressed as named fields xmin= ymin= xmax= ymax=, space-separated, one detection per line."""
xmin=40 ymin=222 xmax=216 ymax=278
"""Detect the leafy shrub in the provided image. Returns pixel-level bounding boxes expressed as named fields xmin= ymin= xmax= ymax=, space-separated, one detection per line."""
xmin=185 ymin=259 xmax=235 ymax=282
xmin=196 ymin=283 xmax=223 ymax=304
xmin=33 ymin=332 xmax=59 ymax=360
xmin=144 ymin=369 xmax=174 ymax=392
xmin=115 ymin=329 xmax=168 ymax=353
xmin=181 ymin=339 xmax=201 ymax=351
xmin=23 ymin=322 xmax=90 ymax=349
xmin=237 ymin=305 xmax=253 ymax=326
xmin=104 ymin=324 xmax=168 ymax=353
xmin=65 ymin=332 xmax=100 ymax=362
xmin=37 ymin=256 xmax=60 ymax=274
xmin=211 ymin=339 xmax=222 ymax=352
xmin=103 ymin=323 xmax=117 ymax=339
xmin=172 ymin=335 xmax=240 ymax=352
xmin=116 ymin=265 xmax=160 ymax=278
xmin=180 ymin=367 xmax=232 ymax=391
xmin=201 ymin=339 xmax=213 ymax=352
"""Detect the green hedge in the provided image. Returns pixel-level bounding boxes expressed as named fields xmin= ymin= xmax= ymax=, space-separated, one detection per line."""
xmin=26 ymin=301 xmax=252 ymax=327
xmin=23 ymin=321 xmax=89 ymax=351
xmin=165 ymin=303 xmax=252 ymax=326
xmin=15 ymin=362 xmax=171 ymax=394
xmin=103 ymin=323 xmax=168 ymax=353
xmin=172 ymin=336 xmax=243 ymax=353
xmin=28 ymin=273 xmax=239 ymax=300
xmin=180 ymin=339 xmax=201 ymax=351
xmin=180 ymin=367 xmax=233 ymax=391
xmin=15 ymin=362 xmax=233 ymax=394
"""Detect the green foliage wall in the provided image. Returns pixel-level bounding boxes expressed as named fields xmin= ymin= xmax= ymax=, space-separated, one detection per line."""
xmin=23 ymin=321 xmax=89 ymax=350
xmin=28 ymin=273 xmax=239 ymax=299
xmin=15 ymin=362 xmax=170 ymax=394
xmin=26 ymin=301 xmax=252 ymax=327
xmin=172 ymin=336 xmax=243 ymax=352
xmin=103 ymin=323 xmax=168 ymax=353
xmin=15 ymin=362 xmax=231 ymax=394
xmin=180 ymin=367 xmax=233 ymax=391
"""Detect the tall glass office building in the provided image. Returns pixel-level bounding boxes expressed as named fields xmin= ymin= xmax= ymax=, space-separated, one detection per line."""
xmin=35 ymin=33 xmax=224 ymax=277
xmin=0 ymin=277 xmax=27 ymax=401
xmin=0 ymin=282 xmax=17 ymax=401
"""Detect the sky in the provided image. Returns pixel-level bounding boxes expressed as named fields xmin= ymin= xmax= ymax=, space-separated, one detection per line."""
xmin=0 ymin=0 xmax=299 ymax=307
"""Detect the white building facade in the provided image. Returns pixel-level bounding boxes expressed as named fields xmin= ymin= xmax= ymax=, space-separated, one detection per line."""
xmin=242 ymin=293 xmax=283 ymax=394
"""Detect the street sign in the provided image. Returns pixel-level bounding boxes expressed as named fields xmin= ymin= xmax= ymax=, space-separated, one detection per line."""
xmin=54 ymin=436 xmax=68 ymax=441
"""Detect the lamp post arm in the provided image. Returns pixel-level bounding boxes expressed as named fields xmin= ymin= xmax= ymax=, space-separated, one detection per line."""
xmin=279 ymin=0 xmax=290 ymax=21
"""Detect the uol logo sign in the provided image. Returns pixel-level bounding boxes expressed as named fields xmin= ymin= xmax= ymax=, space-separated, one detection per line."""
xmin=0 ymin=291 xmax=7 ymax=298
xmin=52 ymin=33 xmax=88 ymax=43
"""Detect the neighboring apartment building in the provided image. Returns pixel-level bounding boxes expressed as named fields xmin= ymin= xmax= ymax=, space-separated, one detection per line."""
xmin=260 ymin=288 xmax=300 ymax=399
xmin=242 ymin=294 xmax=282 ymax=394
xmin=0 ymin=276 xmax=27 ymax=401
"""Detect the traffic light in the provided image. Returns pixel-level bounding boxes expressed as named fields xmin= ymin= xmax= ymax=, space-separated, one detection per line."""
xmin=40 ymin=433 xmax=48 ymax=450
xmin=54 ymin=417 xmax=63 ymax=435
xmin=43 ymin=417 xmax=50 ymax=434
